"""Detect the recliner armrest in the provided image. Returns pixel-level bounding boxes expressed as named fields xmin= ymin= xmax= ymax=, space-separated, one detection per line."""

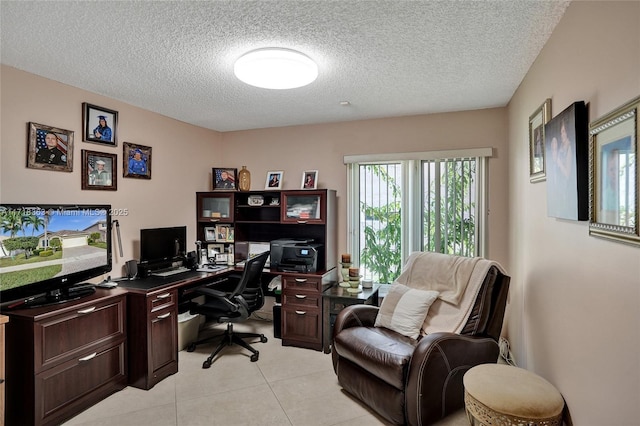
xmin=333 ymin=304 xmax=379 ymax=340
xmin=405 ymin=332 xmax=500 ymax=425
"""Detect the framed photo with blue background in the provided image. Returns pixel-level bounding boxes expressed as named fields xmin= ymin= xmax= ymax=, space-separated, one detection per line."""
xmin=544 ymin=101 xmax=589 ymax=221
xmin=589 ymin=95 xmax=640 ymax=246
xmin=123 ymin=142 xmax=152 ymax=179
xmin=83 ymin=102 xmax=118 ymax=146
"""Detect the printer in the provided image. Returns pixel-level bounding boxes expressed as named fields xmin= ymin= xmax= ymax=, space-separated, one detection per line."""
xmin=270 ymin=238 xmax=322 ymax=273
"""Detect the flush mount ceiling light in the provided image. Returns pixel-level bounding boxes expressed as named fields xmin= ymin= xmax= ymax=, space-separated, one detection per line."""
xmin=234 ymin=48 xmax=318 ymax=90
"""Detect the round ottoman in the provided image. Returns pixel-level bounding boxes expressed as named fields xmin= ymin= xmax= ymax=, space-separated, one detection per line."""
xmin=463 ymin=364 xmax=564 ymax=426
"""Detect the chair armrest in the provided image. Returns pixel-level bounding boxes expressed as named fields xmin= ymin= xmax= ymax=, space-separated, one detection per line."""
xmin=193 ymin=286 xmax=239 ymax=312
xmin=405 ymin=332 xmax=500 ymax=425
xmin=333 ymin=304 xmax=379 ymax=340
xmin=194 ymin=287 xmax=227 ymax=299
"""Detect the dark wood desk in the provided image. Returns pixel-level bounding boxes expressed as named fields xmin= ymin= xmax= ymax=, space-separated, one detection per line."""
xmin=322 ymin=284 xmax=380 ymax=353
xmin=118 ymin=268 xmax=233 ymax=390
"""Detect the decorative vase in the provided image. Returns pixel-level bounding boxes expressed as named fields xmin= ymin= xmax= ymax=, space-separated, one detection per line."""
xmin=238 ymin=166 xmax=251 ymax=192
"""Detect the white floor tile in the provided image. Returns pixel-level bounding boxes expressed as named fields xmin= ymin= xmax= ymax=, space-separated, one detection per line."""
xmin=63 ymin=318 xmax=467 ymax=426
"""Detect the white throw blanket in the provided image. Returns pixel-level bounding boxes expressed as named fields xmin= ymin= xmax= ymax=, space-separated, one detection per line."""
xmin=394 ymin=252 xmax=506 ymax=335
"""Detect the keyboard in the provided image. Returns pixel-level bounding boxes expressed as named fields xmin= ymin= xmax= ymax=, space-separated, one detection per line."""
xmin=152 ymin=266 xmax=190 ymax=277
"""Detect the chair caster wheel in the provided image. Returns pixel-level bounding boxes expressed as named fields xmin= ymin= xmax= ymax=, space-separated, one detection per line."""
xmin=202 ymin=360 xmax=211 ymax=369
xmin=250 ymin=352 xmax=259 ymax=362
xmin=187 ymin=343 xmax=196 ymax=352
xmin=260 ymin=335 xmax=268 ymax=343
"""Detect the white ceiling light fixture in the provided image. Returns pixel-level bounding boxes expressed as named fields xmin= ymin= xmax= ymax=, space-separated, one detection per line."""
xmin=234 ymin=48 xmax=318 ymax=90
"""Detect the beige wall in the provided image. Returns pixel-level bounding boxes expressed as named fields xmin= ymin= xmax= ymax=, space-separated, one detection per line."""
xmin=507 ymin=1 xmax=640 ymax=424
xmin=0 ymin=66 xmax=223 ymax=275
xmin=221 ymin=109 xmax=510 ymax=266
xmin=2 ymin=2 xmax=639 ymax=422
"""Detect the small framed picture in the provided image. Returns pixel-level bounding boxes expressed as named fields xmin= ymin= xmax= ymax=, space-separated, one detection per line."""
xmin=81 ymin=150 xmax=117 ymax=191
xmin=123 ymin=142 xmax=152 ymax=179
xmin=301 ymin=170 xmax=318 ymax=189
xmin=83 ymin=103 xmax=117 ymax=146
xmin=215 ymin=224 xmax=232 ymax=242
xmin=212 ymin=168 xmax=237 ymax=190
xmin=204 ymin=226 xmax=217 ymax=242
xmin=265 ymin=171 xmax=283 ymax=189
xmin=529 ymin=98 xmax=552 ymax=183
xmin=27 ymin=122 xmax=74 ymax=172
xmin=208 ymin=243 xmax=225 ymax=258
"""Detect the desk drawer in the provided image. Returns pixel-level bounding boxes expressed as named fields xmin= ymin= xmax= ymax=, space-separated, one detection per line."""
xmin=36 ymin=341 xmax=126 ymax=424
xmin=149 ymin=290 xmax=176 ymax=312
xmin=36 ymin=296 xmax=126 ymax=373
xmin=282 ymin=291 xmax=321 ymax=309
xmin=282 ymin=276 xmax=322 ymax=293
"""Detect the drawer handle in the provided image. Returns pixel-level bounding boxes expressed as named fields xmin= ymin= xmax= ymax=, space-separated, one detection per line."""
xmin=157 ymin=313 xmax=171 ymax=320
xmin=77 ymin=306 xmax=96 ymax=314
xmin=208 ymin=218 xmax=220 ymax=223
xmin=157 ymin=293 xmax=171 ymax=299
xmin=295 ymin=278 xmax=308 ymax=283
xmin=296 ymin=220 xmax=308 ymax=224
xmin=295 ymin=310 xmax=306 ymax=315
xmin=79 ymin=352 xmax=97 ymax=362
xmin=295 ymin=294 xmax=307 ymax=299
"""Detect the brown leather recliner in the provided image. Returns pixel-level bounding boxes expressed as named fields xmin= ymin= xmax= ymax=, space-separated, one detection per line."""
xmin=331 ymin=262 xmax=510 ymax=425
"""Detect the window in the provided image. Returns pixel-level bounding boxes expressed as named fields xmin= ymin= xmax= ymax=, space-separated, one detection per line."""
xmin=346 ymin=148 xmax=491 ymax=283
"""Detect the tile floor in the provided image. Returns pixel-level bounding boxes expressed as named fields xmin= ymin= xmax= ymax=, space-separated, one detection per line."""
xmin=63 ymin=317 xmax=468 ymax=426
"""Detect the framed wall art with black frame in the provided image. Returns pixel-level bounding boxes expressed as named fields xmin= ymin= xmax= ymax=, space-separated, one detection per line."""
xmin=27 ymin=122 xmax=74 ymax=172
xmin=529 ymin=98 xmax=552 ymax=182
xmin=81 ymin=149 xmax=117 ymax=191
xmin=83 ymin=103 xmax=118 ymax=146
xmin=123 ymin=142 xmax=152 ymax=179
xmin=588 ymin=95 xmax=640 ymax=246
xmin=545 ymin=101 xmax=589 ymax=221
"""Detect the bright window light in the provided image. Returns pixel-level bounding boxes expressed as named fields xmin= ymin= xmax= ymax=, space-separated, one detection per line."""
xmin=234 ymin=48 xmax=318 ymax=90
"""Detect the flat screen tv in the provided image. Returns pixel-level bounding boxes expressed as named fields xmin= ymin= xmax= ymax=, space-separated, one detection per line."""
xmin=139 ymin=225 xmax=187 ymax=266
xmin=0 ymin=204 xmax=112 ymax=309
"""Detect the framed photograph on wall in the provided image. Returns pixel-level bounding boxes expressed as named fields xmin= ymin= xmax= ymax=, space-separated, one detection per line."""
xmin=301 ymin=170 xmax=318 ymax=189
xmin=529 ymin=98 xmax=552 ymax=182
xmin=545 ymin=101 xmax=589 ymax=221
xmin=83 ymin=103 xmax=118 ymax=146
xmin=212 ymin=167 xmax=237 ymax=191
xmin=123 ymin=142 xmax=152 ymax=179
xmin=26 ymin=122 xmax=74 ymax=172
xmin=265 ymin=171 xmax=283 ymax=189
xmin=81 ymin=149 xmax=117 ymax=191
xmin=588 ymin=94 xmax=640 ymax=246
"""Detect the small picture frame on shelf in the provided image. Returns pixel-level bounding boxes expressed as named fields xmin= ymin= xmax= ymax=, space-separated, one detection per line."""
xmin=215 ymin=224 xmax=232 ymax=242
xmin=265 ymin=171 xmax=283 ymax=189
xmin=204 ymin=226 xmax=217 ymax=242
xmin=208 ymin=243 xmax=224 ymax=258
xmin=212 ymin=167 xmax=237 ymax=191
xmin=301 ymin=170 xmax=318 ymax=189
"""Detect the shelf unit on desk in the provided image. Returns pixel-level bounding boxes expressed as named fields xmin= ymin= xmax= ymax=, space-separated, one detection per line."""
xmin=196 ymin=189 xmax=338 ymax=351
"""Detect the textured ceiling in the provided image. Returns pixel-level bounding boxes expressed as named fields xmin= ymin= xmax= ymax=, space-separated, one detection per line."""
xmin=1 ymin=1 xmax=570 ymax=132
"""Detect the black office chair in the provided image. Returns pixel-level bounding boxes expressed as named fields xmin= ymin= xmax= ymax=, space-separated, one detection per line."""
xmin=186 ymin=251 xmax=270 ymax=368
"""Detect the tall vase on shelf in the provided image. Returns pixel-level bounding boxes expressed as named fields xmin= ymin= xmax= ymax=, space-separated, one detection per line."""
xmin=238 ymin=166 xmax=251 ymax=192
